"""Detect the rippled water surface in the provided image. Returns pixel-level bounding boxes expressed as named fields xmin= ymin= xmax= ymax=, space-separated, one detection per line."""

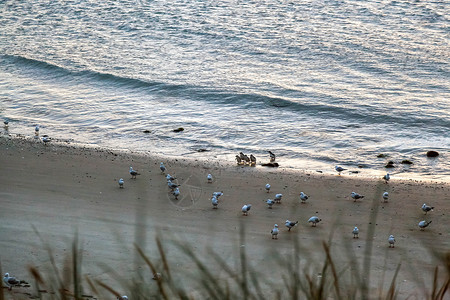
xmin=1 ymin=0 xmax=449 ymax=179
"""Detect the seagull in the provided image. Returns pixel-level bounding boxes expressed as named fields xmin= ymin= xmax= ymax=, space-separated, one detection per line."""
xmin=352 ymin=227 xmax=359 ymax=238
xmin=117 ymin=296 xmax=128 ymax=300
xmin=268 ymin=151 xmax=276 ymax=162
xmin=335 ymin=165 xmax=346 ymax=175
xmin=274 ymin=193 xmax=282 ymax=204
xmin=300 ymin=192 xmax=308 ymax=203
xmin=265 ymin=183 xmax=271 ymax=193
xmin=235 ymin=155 xmax=243 ymax=165
xmin=211 ymin=196 xmax=219 ymax=209
xmin=241 ymin=204 xmax=251 ymax=216
xmin=271 ymin=224 xmax=279 ymax=239
xmin=308 ymin=216 xmax=321 ymax=227
xmin=212 ymin=191 xmax=223 ymax=199
xmin=129 ymin=167 xmax=140 ymax=179
xmin=167 ymin=180 xmax=179 ymax=190
xmin=388 ymin=235 xmax=395 ymax=248
xmin=160 ymin=162 xmax=166 ymax=173
xmin=382 ymin=192 xmax=389 ymax=203
xmin=207 ymin=173 xmax=213 ymax=183
xmin=250 ymin=154 xmax=256 ymax=165
xmin=422 ymin=203 xmax=434 ymax=214
xmin=172 ymin=187 xmax=180 ymax=200
xmin=3 ymin=273 xmax=20 ymax=291
xmin=35 ymin=125 xmax=40 ymax=135
xmin=418 ymin=220 xmax=432 ymax=230
xmin=42 ymin=136 xmax=51 ymax=145
xmin=383 ymin=173 xmax=390 ymax=183
xmin=4 ymin=121 xmax=9 ymax=128
xmin=266 ymin=199 xmax=275 ymax=208
xmin=118 ymin=178 xmax=124 ymax=188
xmin=351 ymin=192 xmax=364 ymax=202
xmin=166 ymin=174 xmax=176 ymax=181
xmin=285 ymin=220 xmax=299 ymax=231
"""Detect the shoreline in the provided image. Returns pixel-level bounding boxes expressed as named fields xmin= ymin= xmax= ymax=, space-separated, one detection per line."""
xmin=0 ymin=134 xmax=449 ymax=298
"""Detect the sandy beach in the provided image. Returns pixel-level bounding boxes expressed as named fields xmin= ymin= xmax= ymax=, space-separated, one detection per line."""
xmin=1 ymin=136 xmax=449 ymax=299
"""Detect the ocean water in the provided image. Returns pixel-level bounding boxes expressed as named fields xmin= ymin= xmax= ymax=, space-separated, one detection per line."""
xmin=1 ymin=0 xmax=449 ymax=180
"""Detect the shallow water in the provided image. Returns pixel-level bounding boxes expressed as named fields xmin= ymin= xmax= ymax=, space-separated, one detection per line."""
xmin=1 ymin=0 xmax=449 ymax=180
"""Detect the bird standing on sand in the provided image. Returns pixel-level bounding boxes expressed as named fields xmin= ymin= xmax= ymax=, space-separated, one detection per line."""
xmin=207 ymin=173 xmax=213 ymax=183
xmin=418 ymin=220 xmax=432 ymax=230
xmin=172 ymin=187 xmax=180 ymax=200
xmin=265 ymin=183 xmax=271 ymax=193
xmin=4 ymin=121 xmax=9 ymax=129
xmin=271 ymin=224 xmax=279 ymax=239
xmin=266 ymin=199 xmax=275 ymax=208
xmin=300 ymin=192 xmax=308 ymax=203
xmin=166 ymin=174 xmax=176 ymax=181
xmin=211 ymin=196 xmax=218 ymax=209
xmin=118 ymin=178 xmax=124 ymax=188
xmin=351 ymin=192 xmax=364 ymax=202
xmin=160 ymin=162 xmax=166 ymax=173
xmin=129 ymin=167 xmax=140 ymax=179
xmin=213 ymin=191 xmax=223 ymax=199
xmin=42 ymin=136 xmax=51 ymax=145
xmin=35 ymin=125 xmax=39 ymax=135
xmin=274 ymin=193 xmax=282 ymax=203
xmin=236 ymin=155 xmax=243 ymax=165
xmin=268 ymin=151 xmax=276 ymax=162
xmin=3 ymin=273 xmax=20 ymax=291
xmin=308 ymin=216 xmax=321 ymax=227
xmin=388 ymin=235 xmax=395 ymax=248
xmin=422 ymin=203 xmax=434 ymax=214
xmin=383 ymin=173 xmax=390 ymax=183
xmin=352 ymin=227 xmax=359 ymax=238
xmin=167 ymin=180 xmax=179 ymax=190
xmin=335 ymin=165 xmax=346 ymax=175
xmin=382 ymin=192 xmax=389 ymax=203
xmin=250 ymin=154 xmax=256 ymax=165
xmin=241 ymin=204 xmax=251 ymax=216
xmin=285 ymin=220 xmax=299 ymax=231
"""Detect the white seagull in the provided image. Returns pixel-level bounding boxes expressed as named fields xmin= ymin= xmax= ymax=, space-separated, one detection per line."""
xmin=388 ymin=235 xmax=395 ymax=248
xmin=172 ymin=187 xmax=180 ymax=200
xmin=118 ymin=178 xmax=124 ymax=188
xmin=300 ymin=192 xmax=308 ymax=203
xmin=42 ymin=136 xmax=51 ymax=145
xmin=382 ymin=192 xmax=389 ymax=203
xmin=3 ymin=121 xmax=9 ymax=128
xmin=35 ymin=125 xmax=40 ymax=135
xmin=308 ymin=216 xmax=322 ymax=227
xmin=160 ymin=162 xmax=166 ymax=173
xmin=3 ymin=273 xmax=20 ymax=290
xmin=129 ymin=167 xmax=140 ymax=179
xmin=213 ymin=191 xmax=223 ymax=199
xmin=207 ymin=173 xmax=213 ymax=183
xmin=211 ymin=196 xmax=219 ymax=209
xmin=241 ymin=204 xmax=251 ymax=216
xmin=383 ymin=173 xmax=390 ymax=183
xmin=265 ymin=183 xmax=271 ymax=193
xmin=166 ymin=174 xmax=176 ymax=181
xmin=352 ymin=227 xmax=359 ymax=238
xmin=274 ymin=193 xmax=282 ymax=204
xmin=285 ymin=220 xmax=299 ymax=231
xmin=335 ymin=165 xmax=347 ymax=175
xmin=271 ymin=224 xmax=279 ymax=239
xmin=418 ymin=220 xmax=432 ymax=230
xmin=167 ymin=180 xmax=179 ymax=190
xmin=351 ymin=192 xmax=364 ymax=202
xmin=266 ymin=199 xmax=275 ymax=208
xmin=422 ymin=203 xmax=434 ymax=214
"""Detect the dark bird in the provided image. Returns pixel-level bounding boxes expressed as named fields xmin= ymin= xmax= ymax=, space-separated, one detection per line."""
xmin=268 ymin=151 xmax=276 ymax=162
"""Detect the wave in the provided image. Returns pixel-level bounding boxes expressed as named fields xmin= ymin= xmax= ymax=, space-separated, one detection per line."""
xmin=2 ymin=54 xmax=449 ymax=130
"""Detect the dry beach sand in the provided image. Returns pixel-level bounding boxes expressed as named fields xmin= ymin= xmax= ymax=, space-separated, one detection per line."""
xmin=0 ymin=136 xmax=449 ymax=299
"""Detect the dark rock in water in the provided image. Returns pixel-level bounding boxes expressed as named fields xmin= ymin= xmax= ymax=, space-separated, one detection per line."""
xmin=261 ymin=162 xmax=279 ymax=167
xmin=173 ymin=127 xmax=184 ymax=132
xmin=426 ymin=151 xmax=439 ymax=157
xmin=401 ymin=159 xmax=413 ymax=165
xmin=377 ymin=153 xmax=388 ymax=158
xmin=385 ymin=161 xmax=395 ymax=168
xmin=143 ymin=130 xmax=151 ymax=133
xmin=196 ymin=148 xmax=209 ymax=152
